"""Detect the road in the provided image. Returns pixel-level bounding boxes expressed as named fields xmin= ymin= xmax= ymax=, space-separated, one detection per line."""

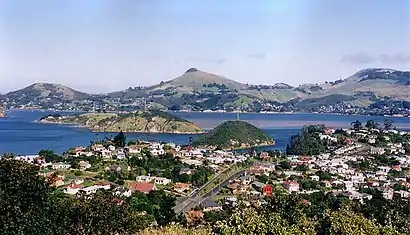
xmin=173 ymin=170 xmax=246 ymax=214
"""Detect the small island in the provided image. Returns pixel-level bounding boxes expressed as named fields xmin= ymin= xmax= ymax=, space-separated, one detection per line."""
xmin=192 ymin=120 xmax=275 ymax=150
xmin=39 ymin=110 xmax=203 ymax=134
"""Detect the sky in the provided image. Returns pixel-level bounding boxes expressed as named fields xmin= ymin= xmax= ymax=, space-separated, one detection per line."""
xmin=1 ymin=0 xmax=410 ymax=93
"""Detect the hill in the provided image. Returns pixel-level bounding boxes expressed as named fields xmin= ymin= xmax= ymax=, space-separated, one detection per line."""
xmin=149 ymin=68 xmax=247 ymax=93
xmin=191 ymin=120 xmax=274 ymax=149
xmin=0 ymin=83 xmax=91 ymax=110
xmin=317 ymin=68 xmax=410 ymax=104
xmin=40 ymin=110 xmax=203 ymax=134
xmin=5 ymin=83 xmax=89 ymax=101
xmin=2 ymin=68 xmax=410 ymax=113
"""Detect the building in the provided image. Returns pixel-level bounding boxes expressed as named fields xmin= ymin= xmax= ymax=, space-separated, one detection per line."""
xmin=136 ymin=175 xmax=171 ymax=185
xmin=51 ymin=162 xmax=71 ymax=170
xmin=262 ymin=185 xmax=273 ymax=196
xmin=173 ymin=182 xmax=191 ymax=193
xmin=202 ymin=200 xmax=222 ymax=212
xmin=114 ymin=187 xmax=133 ymax=197
xmin=128 ymin=182 xmax=156 ymax=194
xmin=64 ymin=184 xmax=83 ymax=195
xmin=259 ymin=152 xmax=270 ymax=161
xmin=283 ymin=181 xmax=299 ymax=193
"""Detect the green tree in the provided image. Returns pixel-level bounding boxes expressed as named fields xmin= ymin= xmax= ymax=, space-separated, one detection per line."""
xmin=0 ymin=159 xmax=66 ymax=235
xmin=365 ymin=120 xmax=379 ymax=129
xmin=350 ymin=120 xmax=362 ymax=131
xmin=67 ymin=190 xmax=150 ymax=234
xmin=39 ymin=149 xmax=62 ymax=163
xmin=384 ymin=119 xmax=395 ymax=130
xmin=113 ymin=131 xmax=127 ymax=148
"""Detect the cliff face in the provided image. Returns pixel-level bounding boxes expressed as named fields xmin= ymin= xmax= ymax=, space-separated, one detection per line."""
xmin=40 ymin=111 xmax=203 ymax=134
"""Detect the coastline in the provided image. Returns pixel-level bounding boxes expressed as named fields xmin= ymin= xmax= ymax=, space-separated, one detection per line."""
xmin=8 ymin=107 xmax=410 ymax=118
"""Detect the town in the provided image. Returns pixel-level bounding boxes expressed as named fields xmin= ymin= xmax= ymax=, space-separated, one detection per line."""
xmin=7 ymin=118 xmax=410 ymax=226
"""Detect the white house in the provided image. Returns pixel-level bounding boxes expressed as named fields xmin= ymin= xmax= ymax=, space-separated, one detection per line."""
xmin=283 ymin=181 xmax=299 ymax=193
xmin=136 ymin=175 xmax=172 ymax=185
xmin=51 ymin=162 xmax=71 ymax=170
xmin=150 ymin=149 xmax=165 ymax=156
xmin=64 ymin=184 xmax=83 ymax=195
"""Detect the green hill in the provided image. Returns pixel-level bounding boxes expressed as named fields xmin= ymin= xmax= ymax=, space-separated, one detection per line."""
xmin=192 ymin=120 xmax=274 ymax=149
xmin=40 ymin=110 xmax=203 ymax=134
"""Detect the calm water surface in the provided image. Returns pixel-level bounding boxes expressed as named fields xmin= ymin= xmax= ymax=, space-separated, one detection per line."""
xmin=1 ymin=110 xmax=409 ymax=155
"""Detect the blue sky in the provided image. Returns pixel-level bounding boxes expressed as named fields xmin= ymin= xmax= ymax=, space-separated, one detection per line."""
xmin=1 ymin=0 xmax=409 ymax=93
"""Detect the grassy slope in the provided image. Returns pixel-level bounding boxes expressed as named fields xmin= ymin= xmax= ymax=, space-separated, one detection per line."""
xmin=42 ymin=111 xmax=203 ymax=133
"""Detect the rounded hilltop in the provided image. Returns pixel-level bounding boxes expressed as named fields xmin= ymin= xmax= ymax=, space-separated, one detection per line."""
xmin=39 ymin=110 xmax=203 ymax=134
xmin=192 ymin=120 xmax=275 ymax=150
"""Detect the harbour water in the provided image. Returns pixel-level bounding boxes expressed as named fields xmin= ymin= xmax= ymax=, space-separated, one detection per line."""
xmin=1 ymin=110 xmax=409 ymax=155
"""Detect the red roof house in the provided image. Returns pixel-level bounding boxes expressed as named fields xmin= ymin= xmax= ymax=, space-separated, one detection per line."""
xmin=262 ymin=184 xmax=273 ymax=196
xmin=128 ymin=182 xmax=156 ymax=194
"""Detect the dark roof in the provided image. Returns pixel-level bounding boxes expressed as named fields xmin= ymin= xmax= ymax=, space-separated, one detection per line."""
xmin=202 ymin=200 xmax=220 ymax=208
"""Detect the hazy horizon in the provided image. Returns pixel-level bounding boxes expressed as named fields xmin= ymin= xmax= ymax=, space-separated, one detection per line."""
xmin=1 ymin=0 xmax=409 ymax=93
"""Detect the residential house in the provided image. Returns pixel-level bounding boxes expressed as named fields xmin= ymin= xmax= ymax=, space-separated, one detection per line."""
xmin=39 ymin=169 xmax=55 ymax=178
xmin=150 ymin=148 xmax=165 ymax=156
xmin=128 ymin=182 xmax=156 ymax=194
xmin=202 ymin=200 xmax=222 ymax=212
xmin=259 ymin=152 xmax=270 ymax=161
xmin=108 ymin=145 xmax=116 ymax=151
xmin=310 ymin=175 xmax=320 ymax=181
xmin=262 ymin=184 xmax=273 ymax=196
xmin=64 ymin=184 xmax=83 ymax=195
xmin=343 ymin=181 xmax=354 ymax=191
xmin=114 ymin=186 xmax=132 ymax=197
xmin=100 ymin=149 xmax=112 ymax=158
xmin=173 ymin=182 xmax=191 ymax=193
xmin=179 ymin=168 xmax=196 ymax=175
xmin=126 ymin=146 xmax=142 ymax=154
xmin=54 ymin=176 xmax=65 ymax=187
xmin=106 ymin=164 xmax=131 ymax=172
xmin=116 ymin=149 xmax=126 ymax=160
xmin=78 ymin=160 xmax=91 ymax=170
xmin=51 ymin=162 xmax=71 ymax=170
xmin=396 ymin=190 xmax=410 ymax=199
xmin=81 ymin=183 xmax=111 ymax=195
xmin=371 ymin=147 xmax=385 ymax=155
xmin=378 ymin=187 xmax=394 ymax=200
xmin=136 ymin=175 xmax=171 ymax=185
xmin=283 ymin=180 xmax=300 ymax=193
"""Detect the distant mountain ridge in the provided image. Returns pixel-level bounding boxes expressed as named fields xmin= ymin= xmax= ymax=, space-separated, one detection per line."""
xmin=1 ymin=67 xmax=409 ymax=112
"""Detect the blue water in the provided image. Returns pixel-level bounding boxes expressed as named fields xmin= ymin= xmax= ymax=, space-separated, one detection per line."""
xmin=1 ymin=110 xmax=409 ymax=155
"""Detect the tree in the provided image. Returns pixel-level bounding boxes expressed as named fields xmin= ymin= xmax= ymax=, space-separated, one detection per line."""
xmin=213 ymin=206 xmax=316 ymax=235
xmin=350 ymin=120 xmax=362 ymax=131
xmin=286 ymin=125 xmax=325 ymax=156
xmin=39 ymin=149 xmax=62 ymax=163
xmin=384 ymin=119 xmax=395 ymax=130
xmin=113 ymin=131 xmax=127 ymax=148
xmin=0 ymin=159 xmax=66 ymax=235
xmin=365 ymin=120 xmax=379 ymax=129
xmin=0 ymin=159 xmax=150 ymax=235
xmin=67 ymin=190 xmax=150 ymax=234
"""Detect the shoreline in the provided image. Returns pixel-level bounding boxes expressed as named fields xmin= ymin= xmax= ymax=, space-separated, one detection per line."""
xmin=8 ymin=107 xmax=410 ymax=118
